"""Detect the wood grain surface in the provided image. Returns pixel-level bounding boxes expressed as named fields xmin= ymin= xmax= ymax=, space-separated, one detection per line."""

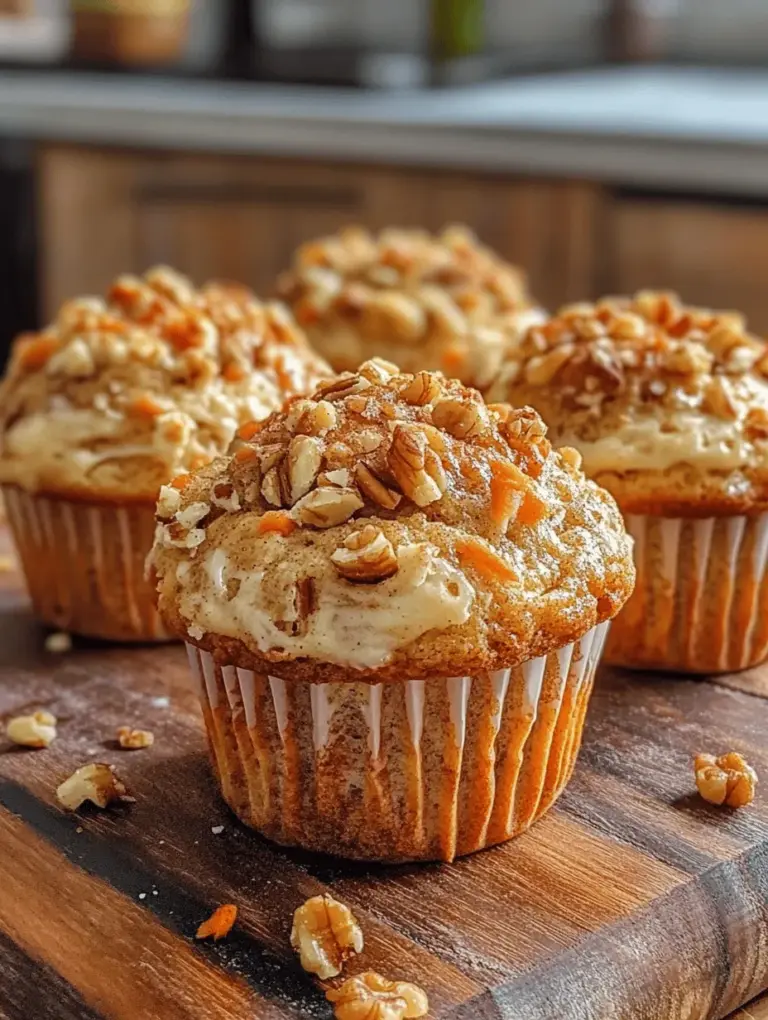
xmin=0 ymin=521 xmax=767 ymax=1020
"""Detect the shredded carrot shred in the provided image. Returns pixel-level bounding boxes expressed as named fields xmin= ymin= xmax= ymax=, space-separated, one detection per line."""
xmin=456 ymin=538 xmax=517 ymax=583
xmin=128 ymin=395 xmax=165 ymax=418
xmin=237 ymin=420 xmax=262 ymax=441
xmin=170 ymin=473 xmax=191 ymax=491
xmin=234 ymin=446 xmax=257 ymax=464
xmin=18 ymin=337 xmax=60 ymax=371
xmin=223 ymin=361 xmax=246 ymax=383
xmin=257 ymin=511 xmax=297 ymax=537
xmin=195 ymin=904 xmax=237 ymax=942
xmin=518 ymin=487 xmax=547 ymax=526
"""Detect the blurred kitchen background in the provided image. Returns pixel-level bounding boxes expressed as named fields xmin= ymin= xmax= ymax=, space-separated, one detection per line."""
xmin=2 ymin=0 xmax=768 ymax=357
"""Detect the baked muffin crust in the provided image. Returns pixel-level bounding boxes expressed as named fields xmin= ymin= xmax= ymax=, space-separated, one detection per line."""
xmin=276 ymin=225 xmax=543 ymax=389
xmin=152 ymin=360 xmax=634 ymax=681
xmin=487 ymin=291 xmax=768 ymax=515
xmin=0 ymin=267 xmax=330 ymax=501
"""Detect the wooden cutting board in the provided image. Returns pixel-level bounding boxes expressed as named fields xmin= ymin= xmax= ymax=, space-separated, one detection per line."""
xmin=0 ymin=522 xmax=767 ymax=1020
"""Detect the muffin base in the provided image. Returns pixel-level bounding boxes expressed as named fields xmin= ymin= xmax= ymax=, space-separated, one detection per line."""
xmin=607 ymin=512 xmax=768 ymax=674
xmin=2 ymin=485 xmax=169 ymax=643
xmin=185 ymin=622 xmax=609 ymax=863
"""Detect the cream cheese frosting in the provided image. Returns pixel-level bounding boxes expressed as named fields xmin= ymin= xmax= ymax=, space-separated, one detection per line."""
xmin=0 ymin=267 xmax=330 ymax=500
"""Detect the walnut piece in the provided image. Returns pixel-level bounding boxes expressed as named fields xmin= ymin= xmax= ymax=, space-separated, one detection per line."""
xmin=355 ymin=462 xmax=402 ymax=510
xmin=695 ymin=752 xmax=757 ymax=808
xmin=44 ymin=631 xmax=72 ymax=654
xmin=56 ymin=763 xmax=132 ymax=811
xmin=316 ymin=373 xmax=371 ymax=401
xmin=291 ymin=894 xmax=364 ymax=980
xmin=287 ymin=435 xmax=324 ymax=504
xmin=5 ymin=710 xmax=57 ymax=748
xmin=401 ymin=371 xmax=442 ymax=406
xmin=387 ymin=425 xmax=444 ymax=507
xmin=116 ymin=726 xmax=155 ymax=750
xmin=331 ymin=526 xmax=399 ymax=583
xmin=558 ymin=446 xmax=583 ymax=471
xmin=431 ymin=397 xmax=488 ymax=439
xmin=293 ymin=487 xmax=363 ymax=528
xmin=326 ymin=971 xmax=428 ymax=1020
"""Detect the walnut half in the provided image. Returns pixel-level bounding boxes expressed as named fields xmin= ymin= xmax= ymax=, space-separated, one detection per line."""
xmin=56 ymin=763 xmax=132 ymax=811
xmin=5 ymin=710 xmax=57 ymax=748
xmin=331 ymin=526 xmax=398 ymax=583
xmin=326 ymin=971 xmax=429 ymax=1020
xmin=291 ymin=894 xmax=363 ymax=980
xmin=694 ymin=751 xmax=757 ymax=808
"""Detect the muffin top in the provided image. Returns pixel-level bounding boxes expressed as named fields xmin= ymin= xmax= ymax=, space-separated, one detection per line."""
xmin=487 ymin=291 xmax=768 ymax=515
xmin=0 ymin=267 xmax=330 ymax=500
xmin=276 ymin=225 xmax=542 ymax=389
xmin=151 ymin=360 xmax=634 ymax=682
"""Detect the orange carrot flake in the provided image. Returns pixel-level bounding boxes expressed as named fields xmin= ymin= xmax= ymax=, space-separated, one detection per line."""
xmin=18 ymin=337 xmax=60 ymax=371
xmin=234 ymin=446 xmax=257 ymax=464
xmin=128 ymin=395 xmax=165 ymax=418
xmin=223 ymin=361 xmax=247 ymax=383
xmin=170 ymin=473 xmax=191 ymax=491
xmin=257 ymin=511 xmax=297 ymax=537
xmin=518 ymin=487 xmax=547 ymax=526
xmin=237 ymin=420 xmax=262 ymax=441
xmin=195 ymin=904 xmax=237 ymax=942
xmin=456 ymin=538 xmax=517 ymax=583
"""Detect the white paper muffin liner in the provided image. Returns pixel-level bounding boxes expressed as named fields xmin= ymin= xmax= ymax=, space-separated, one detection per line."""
xmin=2 ymin=484 xmax=169 ymax=642
xmin=606 ymin=511 xmax=768 ymax=674
xmin=185 ymin=621 xmax=610 ymax=863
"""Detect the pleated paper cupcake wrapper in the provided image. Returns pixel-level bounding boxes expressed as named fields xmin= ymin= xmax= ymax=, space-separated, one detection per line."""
xmin=186 ymin=621 xmax=609 ymax=863
xmin=2 ymin=484 xmax=169 ymax=643
xmin=606 ymin=511 xmax=768 ymax=675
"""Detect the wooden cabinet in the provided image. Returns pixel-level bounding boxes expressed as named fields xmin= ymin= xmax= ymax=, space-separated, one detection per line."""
xmin=37 ymin=145 xmax=601 ymax=319
xmin=605 ymin=191 xmax=768 ymax=331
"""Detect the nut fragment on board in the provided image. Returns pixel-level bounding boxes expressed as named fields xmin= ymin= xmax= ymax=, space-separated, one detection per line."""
xmin=291 ymin=894 xmax=364 ymax=980
xmin=116 ymin=726 xmax=155 ymax=750
xmin=45 ymin=631 xmax=72 ymax=654
xmin=56 ymin=763 xmax=132 ymax=811
xmin=326 ymin=971 xmax=428 ymax=1020
xmin=196 ymin=904 xmax=238 ymax=942
xmin=694 ymin=751 xmax=757 ymax=808
xmin=5 ymin=710 xmax=57 ymax=748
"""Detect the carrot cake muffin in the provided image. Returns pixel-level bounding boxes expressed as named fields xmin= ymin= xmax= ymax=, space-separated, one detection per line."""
xmin=151 ymin=360 xmax=634 ymax=861
xmin=487 ymin=290 xmax=768 ymax=673
xmin=0 ymin=266 xmax=329 ymax=642
xmin=276 ymin=225 xmax=542 ymax=389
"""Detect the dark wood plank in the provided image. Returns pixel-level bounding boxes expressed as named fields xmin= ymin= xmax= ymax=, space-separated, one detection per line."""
xmin=0 ymin=929 xmax=103 ymax=1020
xmin=1 ymin=527 xmax=767 ymax=1019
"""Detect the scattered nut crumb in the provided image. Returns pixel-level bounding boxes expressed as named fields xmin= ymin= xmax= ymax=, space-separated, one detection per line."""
xmin=211 ymin=825 xmax=224 ymax=835
xmin=326 ymin=972 xmax=428 ymax=1020
xmin=291 ymin=894 xmax=364 ymax=980
xmin=695 ymin=752 xmax=757 ymax=808
xmin=116 ymin=726 xmax=154 ymax=750
xmin=196 ymin=903 xmax=237 ymax=942
xmin=5 ymin=710 xmax=57 ymax=748
xmin=56 ymin=763 xmax=132 ymax=811
xmin=44 ymin=632 xmax=72 ymax=654
xmin=151 ymin=696 xmax=170 ymax=708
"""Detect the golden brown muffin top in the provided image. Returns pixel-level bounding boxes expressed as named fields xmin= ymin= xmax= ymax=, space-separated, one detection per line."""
xmin=0 ymin=267 xmax=330 ymax=500
xmin=276 ymin=225 xmax=542 ymax=388
xmin=151 ymin=360 xmax=634 ymax=681
xmin=487 ymin=291 xmax=768 ymax=515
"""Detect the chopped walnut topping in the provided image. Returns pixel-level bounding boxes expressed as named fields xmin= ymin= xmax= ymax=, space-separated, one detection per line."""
xmin=56 ymin=763 xmax=132 ymax=811
xmin=431 ymin=397 xmax=488 ymax=439
xmin=359 ymin=357 xmax=399 ymax=384
xmin=5 ymin=710 xmax=57 ymax=748
xmin=326 ymin=972 xmax=429 ymax=1020
xmin=745 ymin=407 xmax=768 ymax=442
xmin=524 ymin=345 xmax=575 ymax=386
xmin=291 ymin=894 xmax=364 ymax=979
xmin=558 ymin=446 xmax=583 ymax=471
xmin=331 ymin=525 xmax=399 ymax=583
xmin=44 ymin=631 xmax=72 ymax=654
xmin=401 ymin=371 xmax=442 ymax=406
xmin=388 ymin=425 xmax=445 ymax=507
xmin=293 ymin=487 xmax=363 ymax=528
xmin=695 ymin=752 xmax=757 ymax=808
xmin=116 ymin=726 xmax=155 ymax=750
xmin=316 ymin=373 xmax=371 ymax=402
xmin=287 ymin=435 xmax=324 ymax=504
xmin=355 ymin=462 xmax=402 ymax=510
xmin=702 ymin=376 xmax=739 ymax=420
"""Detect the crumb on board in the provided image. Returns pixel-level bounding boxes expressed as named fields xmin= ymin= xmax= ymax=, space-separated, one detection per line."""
xmin=45 ymin=631 xmax=72 ymax=654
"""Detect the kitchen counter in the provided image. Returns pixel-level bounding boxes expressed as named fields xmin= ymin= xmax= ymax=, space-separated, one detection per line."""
xmin=3 ymin=66 xmax=768 ymax=195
